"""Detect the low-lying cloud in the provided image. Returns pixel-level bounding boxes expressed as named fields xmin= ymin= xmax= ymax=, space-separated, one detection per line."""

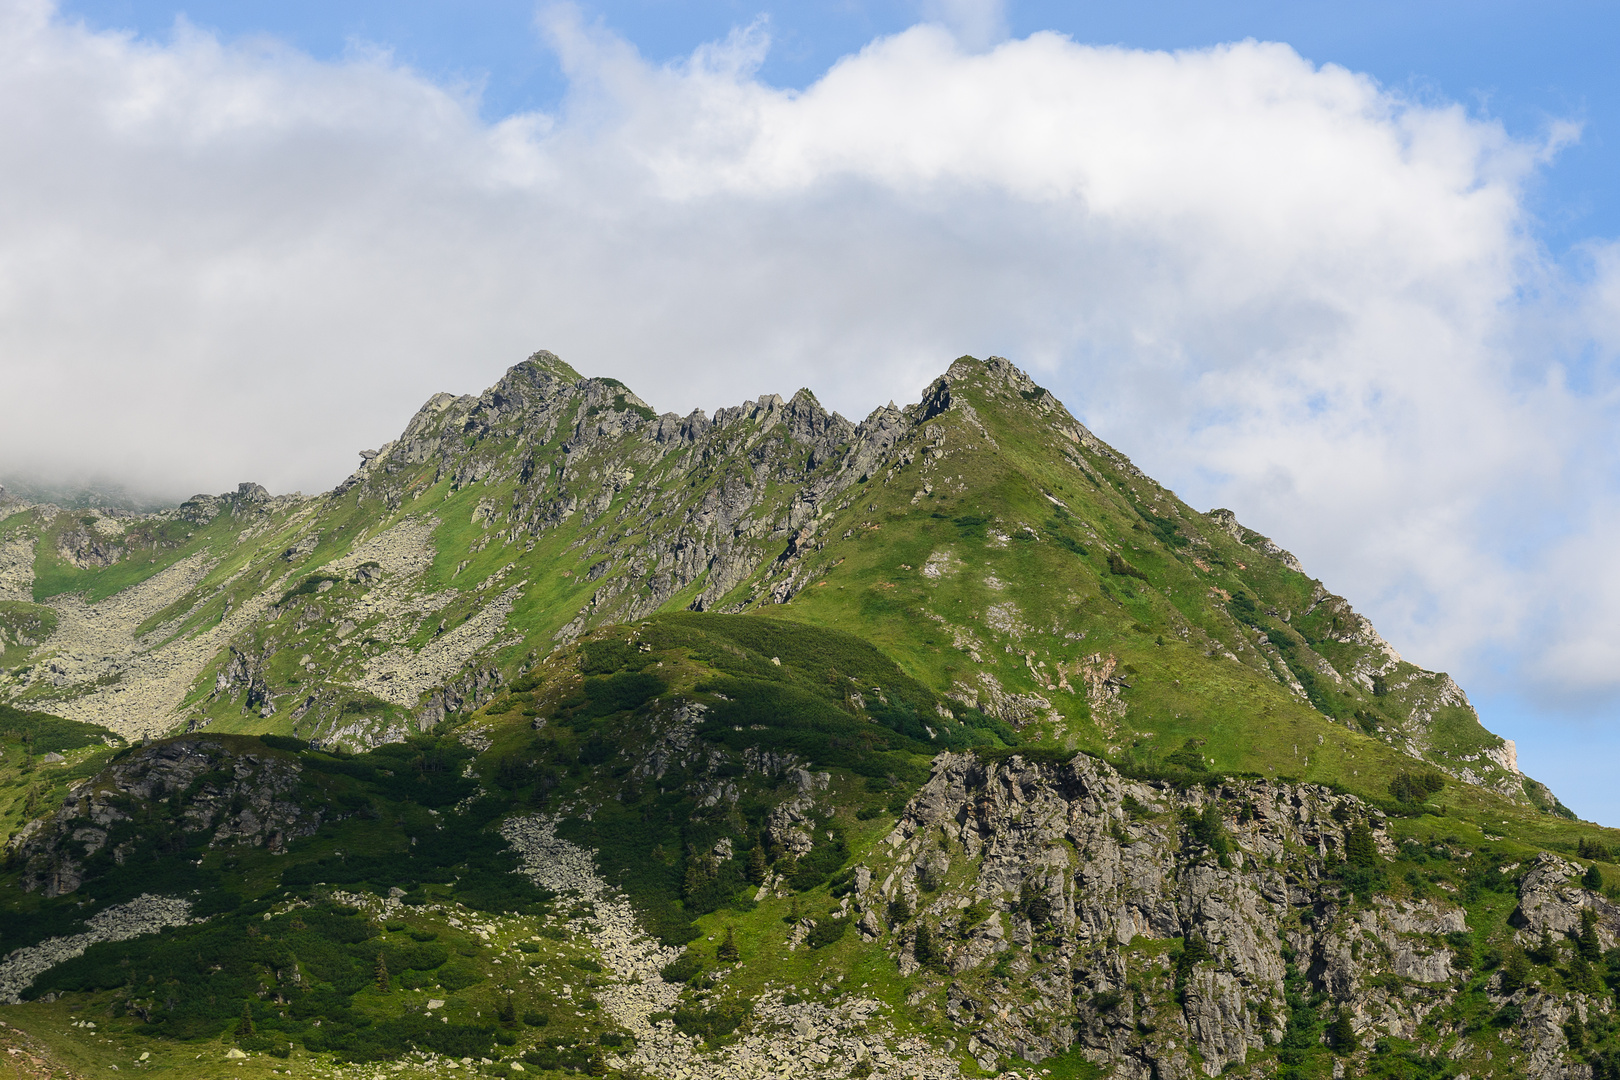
xmin=2 ymin=0 xmax=1619 ymax=727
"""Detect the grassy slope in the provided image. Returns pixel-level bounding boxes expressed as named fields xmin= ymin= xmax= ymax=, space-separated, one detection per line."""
xmin=0 ymin=617 xmax=1000 ymax=1076
xmin=701 ymin=363 xmax=1614 ymax=856
xmin=2 ymin=611 xmax=1620 ymax=1078
xmin=69 ymin=355 xmax=1607 ymax=857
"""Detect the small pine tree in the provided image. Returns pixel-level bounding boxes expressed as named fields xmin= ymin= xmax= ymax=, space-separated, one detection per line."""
xmin=1585 ymin=864 xmax=1605 ymax=892
xmin=1566 ymin=1009 xmax=1588 ymax=1050
xmin=1499 ymin=947 xmax=1532 ymax=994
xmin=498 ymin=990 xmax=516 ymax=1024
xmin=746 ymin=844 xmax=769 ymax=885
xmin=1344 ymin=823 xmax=1378 ymax=868
xmin=1532 ymin=927 xmax=1558 ymax=965
xmin=374 ymin=950 xmax=390 ymax=993
xmin=913 ymin=922 xmax=939 ymax=968
xmin=1580 ymin=908 xmax=1603 ymax=961
xmin=235 ymin=1001 xmax=255 ymax=1038
xmin=1017 ymin=880 xmax=1053 ymax=927
xmin=717 ymin=925 xmax=740 ymax=963
xmin=1331 ymin=1010 xmax=1357 ymax=1054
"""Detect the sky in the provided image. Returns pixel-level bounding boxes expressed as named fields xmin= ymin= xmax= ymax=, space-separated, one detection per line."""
xmin=4 ymin=0 xmax=1620 ymax=819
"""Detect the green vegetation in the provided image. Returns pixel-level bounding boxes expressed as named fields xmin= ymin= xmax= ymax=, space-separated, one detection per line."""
xmin=5 ymin=353 xmax=1620 ymax=1079
xmin=0 ymin=703 xmax=120 ymax=754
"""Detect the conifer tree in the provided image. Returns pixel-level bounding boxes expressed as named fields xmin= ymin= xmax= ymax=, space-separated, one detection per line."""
xmin=1331 ymin=1010 xmax=1357 ymax=1053
xmin=1585 ymin=863 xmax=1605 ymax=892
xmin=746 ymin=844 xmax=768 ymax=885
xmin=375 ymin=950 xmax=390 ymax=993
xmin=1580 ymin=908 xmax=1603 ymax=961
xmin=1566 ymin=1009 xmax=1588 ymax=1050
xmin=1344 ymin=823 xmax=1378 ymax=868
xmin=236 ymin=1001 xmax=254 ymax=1038
xmin=1499 ymin=947 xmax=1532 ymax=994
xmin=913 ymin=922 xmax=939 ymax=968
xmin=717 ymin=925 xmax=740 ymax=963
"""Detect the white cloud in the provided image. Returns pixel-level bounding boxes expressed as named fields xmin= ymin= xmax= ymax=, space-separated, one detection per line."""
xmin=1 ymin=0 xmax=1619 ymax=723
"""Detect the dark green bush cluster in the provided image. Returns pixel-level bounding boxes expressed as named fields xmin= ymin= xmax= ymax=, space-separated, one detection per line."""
xmin=806 ymin=918 xmax=849 ymax=949
xmin=523 ymin=1043 xmax=598 ymax=1072
xmin=278 ymin=574 xmax=340 ymax=605
xmin=1134 ymin=506 xmax=1189 ymax=549
xmin=1181 ymin=805 xmax=1231 ymax=856
xmin=1017 ymin=880 xmax=1053 ymax=928
xmin=1107 ymin=553 xmax=1147 ymax=580
xmin=31 ymin=900 xmax=490 ymax=1061
xmin=0 ymin=703 xmax=119 ymax=753
xmin=1274 ymin=961 xmax=1334 ymax=1079
xmin=1163 ymin=738 xmax=1209 ymax=772
xmin=671 ymin=1004 xmax=748 ymax=1044
xmin=1044 ymin=513 xmax=1089 ymax=556
xmin=660 ymin=953 xmax=704 ymax=984
xmin=911 ymin=923 xmax=941 ymax=968
xmin=1579 ymin=838 xmax=1613 ymax=861
xmin=280 ymin=794 xmax=551 ymax=916
xmin=1388 ymin=769 xmax=1446 ymax=804
xmin=1173 ymin=933 xmax=1211 ymax=1004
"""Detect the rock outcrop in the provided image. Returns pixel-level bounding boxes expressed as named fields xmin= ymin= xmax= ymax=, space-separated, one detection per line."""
xmin=6 ymin=738 xmax=320 ymax=896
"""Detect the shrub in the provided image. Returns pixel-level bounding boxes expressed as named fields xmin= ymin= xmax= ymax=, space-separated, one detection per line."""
xmin=806 ymin=919 xmax=849 ymax=949
xmin=1107 ymin=553 xmax=1147 ymax=580
xmin=1579 ymin=838 xmax=1612 ymax=861
xmin=1164 ymin=739 xmax=1208 ymax=772
xmin=1182 ymin=804 xmax=1230 ymax=855
xmin=1330 ymin=1011 xmax=1357 ymax=1054
xmin=1389 ymin=769 xmax=1446 ymax=804
xmin=437 ymin=961 xmax=482 ymax=991
xmin=671 ymin=1004 xmax=748 ymax=1044
xmin=1581 ymin=908 xmax=1603 ymax=961
xmin=660 ymin=953 xmax=703 ymax=984
xmin=912 ymin=923 xmax=941 ymax=968
xmin=1017 ymin=881 xmax=1052 ymax=928
xmin=1344 ymin=823 xmax=1378 ymax=868
xmin=1498 ymin=948 xmax=1532 ymax=994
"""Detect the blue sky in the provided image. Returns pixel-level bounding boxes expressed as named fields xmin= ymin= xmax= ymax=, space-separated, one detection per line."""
xmin=10 ymin=1 xmax=1620 ymax=820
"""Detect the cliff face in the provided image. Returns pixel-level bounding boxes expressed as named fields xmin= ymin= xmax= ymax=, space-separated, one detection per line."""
xmin=857 ymin=752 xmax=1616 ymax=1080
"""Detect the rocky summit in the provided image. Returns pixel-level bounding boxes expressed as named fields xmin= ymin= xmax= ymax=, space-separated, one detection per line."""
xmin=0 ymin=351 xmax=1617 ymax=1080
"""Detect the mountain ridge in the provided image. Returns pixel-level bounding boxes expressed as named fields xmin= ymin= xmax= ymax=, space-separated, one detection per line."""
xmin=1 ymin=350 xmax=1614 ymax=1080
xmin=0 ymin=351 xmax=1554 ymax=810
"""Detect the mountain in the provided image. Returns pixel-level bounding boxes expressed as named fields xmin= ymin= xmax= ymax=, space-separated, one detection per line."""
xmin=0 ymin=352 xmax=1615 ymax=1080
